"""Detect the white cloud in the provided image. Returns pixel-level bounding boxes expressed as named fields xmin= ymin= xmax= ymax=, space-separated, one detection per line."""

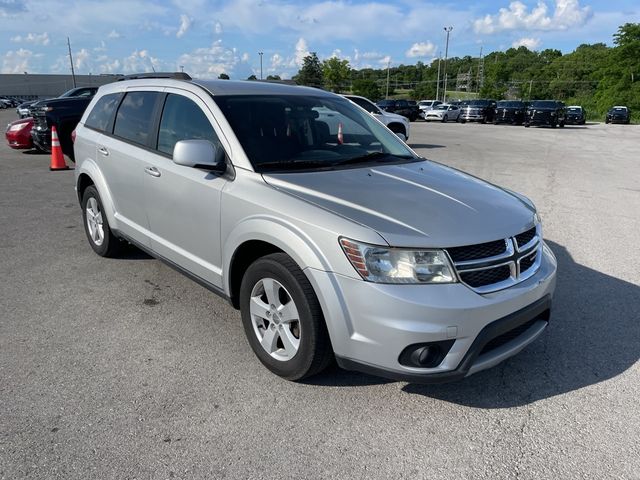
xmin=241 ymin=52 xmax=249 ymax=62
xmin=474 ymin=0 xmax=592 ymax=34
xmin=2 ymin=48 xmax=35 ymax=73
xmin=293 ymin=37 xmax=309 ymax=67
xmin=214 ymin=21 xmax=223 ymax=35
xmin=512 ymin=37 xmax=542 ymax=50
xmin=405 ymin=41 xmax=436 ymax=58
xmin=75 ymin=48 xmax=91 ymax=69
xmin=107 ymin=29 xmax=121 ymax=39
xmin=177 ymin=39 xmax=241 ymax=77
xmin=10 ymin=32 xmax=50 ymax=46
xmin=176 ymin=14 xmax=192 ymax=38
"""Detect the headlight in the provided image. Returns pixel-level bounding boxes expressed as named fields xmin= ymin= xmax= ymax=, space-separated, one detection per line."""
xmin=8 ymin=123 xmax=29 ymax=132
xmin=340 ymin=238 xmax=457 ymax=284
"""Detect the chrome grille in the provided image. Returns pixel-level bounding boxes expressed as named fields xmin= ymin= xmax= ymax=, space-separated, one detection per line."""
xmin=446 ymin=224 xmax=542 ymax=294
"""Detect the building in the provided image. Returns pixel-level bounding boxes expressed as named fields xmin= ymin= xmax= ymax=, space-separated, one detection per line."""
xmin=0 ymin=74 xmax=122 ymax=100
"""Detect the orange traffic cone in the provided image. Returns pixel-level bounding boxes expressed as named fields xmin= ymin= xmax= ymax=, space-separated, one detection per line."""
xmin=49 ymin=126 xmax=69 ymax=171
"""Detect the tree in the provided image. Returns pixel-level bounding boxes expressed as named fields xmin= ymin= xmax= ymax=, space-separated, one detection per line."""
xmin=266 ymin=74 xmax=281 ymax=81
xmin=293 ymin=52 xmax=324 ymax=87
xmin=322 ymin=57 xmax=350 ymax=92
xmin=218 ymin=73 xmax=230 ymax=80
xmin=247 ymin=74 xmax=257 ymax=80
xmin=352 ymin=79 xmax=381 ymax=101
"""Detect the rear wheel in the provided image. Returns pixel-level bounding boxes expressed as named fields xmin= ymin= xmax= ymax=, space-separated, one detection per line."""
xmin=81 ymin=186 xmax=123 ymax=257
xmin=239 ymin=253 xmax=332 ymax=381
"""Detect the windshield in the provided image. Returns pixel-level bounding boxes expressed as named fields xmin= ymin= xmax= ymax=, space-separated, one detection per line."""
xmin=567 ymin=107 xmax=583 ymax=113
xmin=435 ymin=105 xmax=448 ymax=110
xmin=497 ymin=101 xmax=524 ymax=108
xmin=612 ymin=107 xmax=627 ymax=112
xmin=531 ymin=100 xmax=559 ymax=108
xmin=214 ymin=95 xmax=417 ymax=173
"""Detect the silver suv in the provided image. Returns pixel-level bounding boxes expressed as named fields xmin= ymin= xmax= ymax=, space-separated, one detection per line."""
xmin=74 ymin=73 xmax=557 ymax=383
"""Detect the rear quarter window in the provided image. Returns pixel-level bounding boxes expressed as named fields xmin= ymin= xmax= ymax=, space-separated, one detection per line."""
xmin=84 ymin=93 xmax=122 ymax=132
xmin=113 ymin=91 xmax=160 ymax=146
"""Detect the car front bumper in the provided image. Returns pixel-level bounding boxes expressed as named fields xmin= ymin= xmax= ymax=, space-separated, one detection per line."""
xmin=31 ymin=127 xmax=51 ymax=152
xmin=460 ymin=113 xmax=485 ymax=121
xmin=305 ymin=241 xmax=557 ymax=383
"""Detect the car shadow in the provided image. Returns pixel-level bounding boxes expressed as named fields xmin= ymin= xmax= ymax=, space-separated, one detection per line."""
xmin=401 ymin=240 xmax=640 ymax=407
xmin=308 ymin=241 xmax=639 ymax=399
xmin=21 ymin=148 xmax=48 ymax=155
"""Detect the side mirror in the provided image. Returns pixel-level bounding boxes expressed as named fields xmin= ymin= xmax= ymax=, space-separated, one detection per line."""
xmin=173 ymin=139 xmax=225 ymax=171
xmin=395 ymin=132 xmax=407 ymax=142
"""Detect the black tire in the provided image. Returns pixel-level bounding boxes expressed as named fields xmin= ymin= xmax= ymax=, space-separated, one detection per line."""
xmin=460 ymin=118 xmax=466 ymax=124
xmin=81 ymin=185 xmax=123 ymax=257
xmin=441 ymin=115 xmax=447 ymax=123
xmin=481 ymin=116 xmax=486 ymax=124
xmin=524 ymin=123 xmax=530 ymax=128
xmin=239 ymin=253 xmax=332 ymax=381
xmin=559 ymin=121 xmax=565 ymax=128
xmin=388 ymin=124 xmax=406 ymax=138
xmin=605 ymin=118 xmax=609 ymax=124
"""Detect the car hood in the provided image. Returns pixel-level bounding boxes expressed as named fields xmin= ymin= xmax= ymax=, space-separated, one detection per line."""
xmin=382 ymin=111 xmax=408 ymax=122
xmin=263 ymin=160 xmax=536 ymax=248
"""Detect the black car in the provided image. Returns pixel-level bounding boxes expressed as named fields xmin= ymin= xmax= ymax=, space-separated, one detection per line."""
xmin=525 ymin=100 xmax=566 ymax=128
xmin=605 ymin=106 xmax=630 ymax=124
xmin=30 ymin=87 xmax=99 ymax=159
xmin=375 ymin=99 xmax=420 ymax=121
xmin=459 ymin=99 xmax=497 ymax=123
xmin=563 ymin=106 xmax=586 ymax=125
xmin=493 ymin=100 xmax=527 ymax=125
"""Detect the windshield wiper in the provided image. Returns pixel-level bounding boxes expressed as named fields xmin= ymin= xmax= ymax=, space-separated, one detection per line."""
xmin=257 ymin=159 xmax=337 ymax=172
xmin=334 ymin=151 xmax=413 ymax=166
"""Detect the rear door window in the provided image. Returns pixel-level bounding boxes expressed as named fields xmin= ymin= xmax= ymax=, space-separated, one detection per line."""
xmin=113 ymin=91 xmax=160 ymax=147
xmin=156 ymin=94 xmax=221 ymax=156
xmin=84 ymin=93 xmax=122 ymax=132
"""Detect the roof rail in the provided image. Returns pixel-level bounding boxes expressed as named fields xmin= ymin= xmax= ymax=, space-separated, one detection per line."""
xmin=117 ymin=72 xmax=192 ymax=81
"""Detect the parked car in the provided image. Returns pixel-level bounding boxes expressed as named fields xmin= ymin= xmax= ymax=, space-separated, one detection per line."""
xmin=565 ymin=106 xmax=586 ymax=125
xmin=30 ymin=86 xmax=99 ymax=159
xmin=605 ymin=106 xmax=630 ymax=124
xmin=74 ymin=74 xmax=556 ymax=383
xmin=493 ymin=100 xmax=527 ymax=125
xmin=375 ymin=99 xmax=420 ymax=121
xmin=16 ymin=100 xmax=39 ymax=118
xmin=417 ymin=100 xmax=442 ymax=114
xmin=423 ymin=104 xmax=461 ymax=122
xmin=5 ymin=117 xmax=34 ymax=149
xmin=459 ymin=99 xmax=497 ymax=123
xmin=343 ymin=94 xmax=410 ymax=141
xmin=525 ymin=100 xmax=566 ymax=128
xmin=0 ymin=97 xmax=16 ymax=108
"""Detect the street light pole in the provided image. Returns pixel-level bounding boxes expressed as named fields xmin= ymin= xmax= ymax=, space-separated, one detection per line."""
xmin=67 ymin=37 xmax=76 ymax=88
xmin=258 ymin=52 xmax=264 ymax=80
xmin=442 ymin=26 xmax=453 ymax=103
xmin=435 ymin=51 xmax=442 ymax=101
xmin=385 ymin=59 xmax=391 ymax=99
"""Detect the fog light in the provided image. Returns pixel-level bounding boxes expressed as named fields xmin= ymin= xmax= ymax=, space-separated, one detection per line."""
xmin=398 ymin=340 xmax=455 ymax=368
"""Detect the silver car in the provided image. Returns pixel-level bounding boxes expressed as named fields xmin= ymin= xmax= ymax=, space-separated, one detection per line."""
xmin=423 ymin=104 xmax=461 ymax=122
xmin=74 ymin=74 xmax=557 ymax=383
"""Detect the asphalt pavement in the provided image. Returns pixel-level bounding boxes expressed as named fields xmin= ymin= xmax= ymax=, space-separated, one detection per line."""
xmin=1 ymin=109 xmax=639 ymax=479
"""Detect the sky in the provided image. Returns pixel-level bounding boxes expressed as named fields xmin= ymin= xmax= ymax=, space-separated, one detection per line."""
xmin=1 ymin=0 xmax=639 ymax=79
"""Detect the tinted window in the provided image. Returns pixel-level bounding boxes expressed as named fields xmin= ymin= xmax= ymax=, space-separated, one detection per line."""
xmin=113 ymin=91 xmax=159 ymax=146
xmin=157 ymin=94 xmax=219 ymax=155
xmin=85 ymin=93 xmax=122 ymax=132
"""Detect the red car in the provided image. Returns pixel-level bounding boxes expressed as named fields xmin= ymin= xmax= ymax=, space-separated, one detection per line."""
xmin=5 ymin=117 xmax=34 ymax=149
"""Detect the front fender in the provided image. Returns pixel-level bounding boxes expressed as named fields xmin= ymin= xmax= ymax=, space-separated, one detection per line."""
xmin=222 ymin=214 xmax=334 ymax=296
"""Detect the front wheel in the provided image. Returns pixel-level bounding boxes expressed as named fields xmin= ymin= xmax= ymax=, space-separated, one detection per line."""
xmin=239 ymin=253 xmax=332 ymax=381
xmin=441 ymin=115 xmax=448 ymax=123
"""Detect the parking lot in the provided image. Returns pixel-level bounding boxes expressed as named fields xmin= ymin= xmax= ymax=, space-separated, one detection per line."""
xmin=1 ymin=107 xmax=639 ymax=479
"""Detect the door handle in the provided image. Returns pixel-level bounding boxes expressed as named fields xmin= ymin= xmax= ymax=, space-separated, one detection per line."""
xmin=98 ymin=146 xmax=109 ymax=156
xmin=144 ymin=166 xmax=161 ymax=177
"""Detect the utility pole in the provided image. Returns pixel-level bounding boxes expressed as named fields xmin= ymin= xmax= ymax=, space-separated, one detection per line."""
xmin=258 ymin=52 xmax=264 ymax=80
xmin=476 ymin=45 xmax=484 ymax=93
xmin=435 ymin=51 xmax=441 ymax=101
xmin=67 ymin=37 xmax=76 ymax=88
xmin=442 ymin=26 xmax=453 ymax=103
xmin=385 ymin=59 xmax=391 ymax=99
